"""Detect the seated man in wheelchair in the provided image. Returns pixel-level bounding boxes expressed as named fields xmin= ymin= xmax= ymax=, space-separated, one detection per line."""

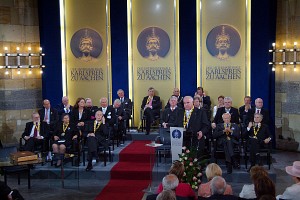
xmin=22 ymin=111 xmax=49 ymax=152
xmin=113 ymin=99 xmax=128 ymax=142
xmin=52 ymin=113 xmax=79 ymax=167
xmin=213 ymin=113 xmax=240 ymax=174
xmin=83 ymin=110 xmax=108 ymax=171
xmin=244 ymin=113 xmax=271 ymax=170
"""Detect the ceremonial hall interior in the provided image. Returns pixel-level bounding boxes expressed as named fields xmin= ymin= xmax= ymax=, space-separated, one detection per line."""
xmin=1 ymin=0 xmax=300 ymax=200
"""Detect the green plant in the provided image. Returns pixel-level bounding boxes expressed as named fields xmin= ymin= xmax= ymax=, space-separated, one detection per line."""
xmin=178 ymin=146 xmax=202 ymax=190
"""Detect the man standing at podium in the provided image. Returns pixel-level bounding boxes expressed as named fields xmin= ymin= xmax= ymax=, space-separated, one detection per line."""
xmin=179 ymin=96 xmax=210 ymax=157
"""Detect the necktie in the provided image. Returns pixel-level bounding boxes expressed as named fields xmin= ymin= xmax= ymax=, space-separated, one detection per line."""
xmin=121 ymin=98 xmax=124 ymax=103
xmin=34 ymin=123 xmax=38 ymax=137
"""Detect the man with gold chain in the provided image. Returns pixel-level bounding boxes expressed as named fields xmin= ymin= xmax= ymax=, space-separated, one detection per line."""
xmin=141 ymin=87 xmax=161 ymax=135
xmin=214 ymin=113 xmax=240 ymax=174
xmin=244 ymin=113 xmax=271 ymax=170
xmin=178 ymin=96 xmax=210 ymax=158
xmin=84 ymin=110 xmax=108 ymax=171
xmin=22 ymin=112 xmax=49 ymax=152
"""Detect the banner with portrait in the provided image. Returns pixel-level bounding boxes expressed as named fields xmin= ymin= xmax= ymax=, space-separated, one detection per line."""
xmin=198 ymin=0 xmax=251 ymax=108
xmin=63 ymin=0 xmax=110 ymax=105
xmin=128 ymin=0 xmax=180 ymax=125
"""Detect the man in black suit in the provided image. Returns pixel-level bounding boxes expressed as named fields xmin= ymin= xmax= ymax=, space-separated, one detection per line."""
xmin=83 ymin=110 xmax=108 ymax=171
xmin=85 ymin=98 xmax=98 ymax=121
xmin=98 ymin=97 xmax=116 ymax=128
xmin=239 ymin=96 xmax=253 ymax=132
xmin=113 ymin=99 xmax=128 ymax=141
xmin=205 ymin=176 xmax=239 ymax=200
xmin=22 ymin=112 xmax=49 ymax=152
xmin=248 ymin=98 xmax=270 ymax=125
xmin=212 ymin=97 xmax=239 ymax=129
xmin=195 ymin=86 xmax=211 ymax=108
xmin=214 ymin=113 xmax=240 ymax=173
xmin=141 ymin=87 xmax=161 ymax=135
xmin=38 ymin=99 xmax=59 ymax=136
xmin=178 ymin=96 xmax=210 ymax=157
xmin=55 ymin=96 xmax=73 ymax=120
xmin=161 ymin=96 xmax=183 ymax=128
xmin=117 ymin=89 xmax=132 ymax=118
xmin=244 ymin=113 xmax=271 ymax=169
xmin=165 ymin=88 xmax=184 ymax=108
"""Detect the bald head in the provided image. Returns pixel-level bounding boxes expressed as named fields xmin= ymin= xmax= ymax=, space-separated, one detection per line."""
xmin=255 ymin=98 xmax=263 ymax=109
xmin=210 ymin=176 xmax=227 ymax=195
xmin=183 ymin=96 xmax=194 ymax=110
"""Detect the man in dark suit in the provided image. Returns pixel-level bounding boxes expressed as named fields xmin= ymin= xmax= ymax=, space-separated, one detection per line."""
xmin=204 ymin=176 xmax=239 ymax=200
xmin=98 ymin=97 xmax=116 ymax=128
xmin=141 ymin=87 xmax=161 ymax=135
xmin=165 ymin=88 xmax=184 ymax=108
xmin=83 ymin=110 xmax=108 ymax=171
xmin=178 ymin=96 xmax=210 ymax=157
xmin=214 ymin=113 xmax=241 ymax=173
xmin=212 ymin=97 xmax=239 ymax=129
xmin=239 ymin=96 xmax=253 ymax=134
xmin=117 ymin=89 xmax=132 ymax=118
xmin=85 ymin=98 xmax=98 ymax=121
xmin=244 ymin=113 xmax=271 ymax=169
xmin=38 ymin=99 xmax=59 ymax=136
xmin=195 ymin=86 xmax=211 ymax=108
xmin=113 ymin=99 xmax=128 ymax=141
xmin=55 ymin=96 xmax=73 ymax=120
xmin=22 ymin=112 xmax=49 ymax=152
xmin=248 ymin=98 xmax=270 ymax=125
xmin=161 ymin=96 xmax=183 ymax=128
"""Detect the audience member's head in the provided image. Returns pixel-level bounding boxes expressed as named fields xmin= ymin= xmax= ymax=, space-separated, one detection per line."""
xmin=100 ymin=97 xmax=108 ymax=108
xmin=169 ymin=96 xmax=178 ymax=108
xmin=217 ymin=95 xmax=225 ymax=106
xmin=183 ymin=96 xmax=193 ymax=110
xmin=222 ymin=113 xmax=231 ymax=124
xmin=62 ymin=96 xmax=69 ymax=106
xmin=74 ymin=97 xmax=85 ymax=109
xmin=285 ymin=161 xmax=300 ymax=183
xmin=173 ymin=88 xmax=180 ymax=97
xmin=254 ymin=176 xmax=275 ymax=199
xmin=148 ymin=87 xmax=155 ymax=96
xmin=255 ymin=98 xmax=264 ymax=109
xmin=156 ymin=190 xmax=176 ymax=200
xmin=210 ymin=176 xmax=227 ymax=195
xmin=113 ymin=99 xmax=121 ymax=108
xmin=244 ymin=96 xmax=252 ymax=105
xmin=85 ymin=98 xmax=93 ymax=107
xmin=250 ymin=166 xmax=268 ymax=183
xmin=32 ymin=111 xmax=40 ymax=122
xmin=224 ymin=97 xmax=232 ymax=109
xmin=117 ymin=89 xmax=125 ymax=98
xmin=206 ymin=163 xmax=222 ymax=181
xmin=259 ymin=195 xmax=276 ymax=200
xmin=43 ymin=99 xmax=51 ymax=109
xmin=162 ymin=174 xmax=179 ymax=191
xmin=169 ymin=160 xmax=185 ymax=181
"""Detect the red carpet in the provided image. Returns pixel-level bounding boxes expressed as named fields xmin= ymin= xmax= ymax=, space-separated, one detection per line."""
xmin=95 ymin=140 xmax=155 ymax=200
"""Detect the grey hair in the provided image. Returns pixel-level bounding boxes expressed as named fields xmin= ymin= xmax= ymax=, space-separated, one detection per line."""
xmin=162 ymin=174 xmax=179 ymax=191
xmin=156 ymin=190 xmax=176 ymax=200
xmin=210 ymin=176 xmax=227 ymax=195
xmin=114 ymin=99 xmax=121 ymax=104
xmin=224 ymin=97 xmax=232 ymax=102
xmin=117 ymin=89 xmax=124 ymax=94
xmin=170 ymin=95 xmax=178 ymax=101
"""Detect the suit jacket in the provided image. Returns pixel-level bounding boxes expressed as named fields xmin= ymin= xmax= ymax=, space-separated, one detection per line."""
xmin=248 ymin=108 xmax=270 ymax=125
xmin=70 ymin=108 xmax=90 ymax=125
xmin=202 ymin=96 xmax=211 ymax=108
xmin=22 ymin=121 xmax=49 ymax=138
xmin=213 ymin=107 xmax=239 ymax=125
xmin=238 ymin=105 xmax=254 ymax=126
xmin=244 ymin=123 xmax=270 ymax=142
xmin=54 ymin=122 xmax=79 ymax=144
xmin=38 ymin=107 xmax=59 ymax=131
xmin=141 ymin=96 xmax=161 ymax=111
xmin=86 ymin=106 xmax=99 ymax=121
xmin=178 ymin=108 xmax=210 ymax=137
xmin=198 ymin=194 xmax=239 ymax=200
xmin=98 ymin=106 xmax=116 ymax=127
xmin=214 ymin=123 xmax=240 ymax=144
xmin=55 ymin=103 xmax=73 ymax=118
xmin=84 ymin=120 xmax=108 ymax=143
xmin=161 ymin=107 xmax=183 ymax=128
xmin=120 ymin=97 xmax=132 ymax=116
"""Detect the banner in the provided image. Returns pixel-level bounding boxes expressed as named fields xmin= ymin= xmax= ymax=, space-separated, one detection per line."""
xmin=170 ymin=127 xmax=184 ymax=161
xmin=128 ymin=0 xmax=180 ymax=125
xmin=63 ymin=0 xmax=111 ymax=105
xmin=198 ymin=0 xmax=251 ymax=107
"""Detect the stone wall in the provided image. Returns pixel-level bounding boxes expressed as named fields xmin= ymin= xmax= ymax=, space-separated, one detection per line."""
xmin=0 ymin=0 xmax=42 ymax=145
xmin=275 ymin=0 xmax=300 ymax=151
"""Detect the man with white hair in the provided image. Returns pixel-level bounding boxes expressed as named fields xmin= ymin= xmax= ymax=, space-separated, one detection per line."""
xmin=56 ymin=96 xmax=73 ymax=120
xmin=248 ymin=98 xmax=269 ymax=125
xmin=161 ymin=95 xmax=183 ymax=128
xmin=212 ymin=97 xmax=239 ymax=129
xmin=208 ymin=176 xmax=239 ymax=200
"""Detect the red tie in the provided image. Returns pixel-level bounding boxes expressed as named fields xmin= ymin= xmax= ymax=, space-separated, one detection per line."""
xmin=34 ymin=123 xmax=38 ymax=137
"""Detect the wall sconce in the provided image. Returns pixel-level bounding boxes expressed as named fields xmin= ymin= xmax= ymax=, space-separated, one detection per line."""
xmin=269 ymin=42 xmax=299 ymax=72
xmin=0 ymin=47 xmax=45 ymax=75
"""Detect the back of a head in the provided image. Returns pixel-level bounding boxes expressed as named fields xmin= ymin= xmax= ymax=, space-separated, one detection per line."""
xmin=162 ymin=174 xmax=179 ymax=191
xmin=210 ymin=176 xmax=227 ymax=195
xmin=250 ymin=166 xmax=268 ymax=182
xmin=206 ymin=163 xmax=222 ymax=181
xmin=156 ymin=190 xmax=176 ymax=200
xmin=259 ymin=194 xmax=276 ymax=200
xmin=254 ymin=176 xmax=275 ymax=199
xmin=169 ymin=160 xmax=185 ymax=181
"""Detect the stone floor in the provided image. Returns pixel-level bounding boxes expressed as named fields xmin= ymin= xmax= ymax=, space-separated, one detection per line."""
xmin=1 ymin=131 xmax=300 ymax=200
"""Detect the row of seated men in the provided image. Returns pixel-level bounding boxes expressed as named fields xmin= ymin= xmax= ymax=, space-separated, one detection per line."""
xmin=21 ymin=89 xmax=132 ymax=171
xmin=142 ymin=86 xmax=271 ymax=174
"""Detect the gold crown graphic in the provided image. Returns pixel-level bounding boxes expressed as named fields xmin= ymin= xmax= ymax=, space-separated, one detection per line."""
xmin=80 ymin=29 xmax=93 ymax=45
xmin=146 ymin=28 xmax=160 ymax=44
xmin=216 ymin=26 xmax=230 ymax=42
